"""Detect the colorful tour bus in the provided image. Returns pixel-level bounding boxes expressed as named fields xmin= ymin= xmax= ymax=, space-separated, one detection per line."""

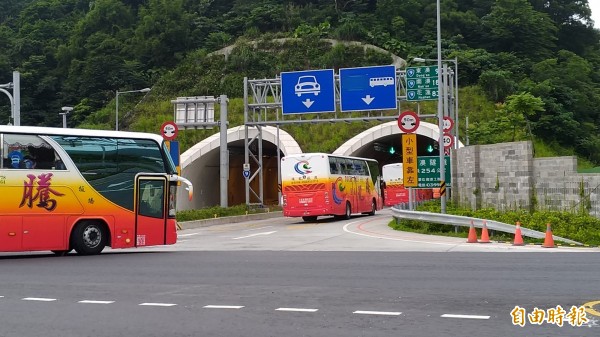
xmin=381 ymin=163 xmax=433 ymax=206
xmin=0 ymin=125 xmax=192 ymax=255
xmin=281 ymin=153 xmax=382 ymax=222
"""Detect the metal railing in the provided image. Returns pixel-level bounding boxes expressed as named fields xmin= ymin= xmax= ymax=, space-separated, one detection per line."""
xmin=390 ymin=207 xmax=582 ymax=245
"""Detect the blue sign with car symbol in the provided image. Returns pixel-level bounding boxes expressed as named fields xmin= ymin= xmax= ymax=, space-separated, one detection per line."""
xmin=281 ymin=69 xmax=336 ymax=114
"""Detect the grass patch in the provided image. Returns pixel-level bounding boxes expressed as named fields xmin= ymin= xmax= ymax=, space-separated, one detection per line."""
xmin=176 ymin=204 xmax=282 ymax=222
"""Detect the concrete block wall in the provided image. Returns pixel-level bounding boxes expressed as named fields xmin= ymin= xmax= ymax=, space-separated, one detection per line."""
xmin=452 ymin=141 xmax=600 ymax=217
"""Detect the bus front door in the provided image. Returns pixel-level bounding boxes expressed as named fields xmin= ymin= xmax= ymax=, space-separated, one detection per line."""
xmin=135 ymin=176 xmax=168 ymax=247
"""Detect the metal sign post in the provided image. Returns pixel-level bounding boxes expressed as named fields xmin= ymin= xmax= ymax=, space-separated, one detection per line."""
xmin=171 ymin=95 xmax=229 ymax=208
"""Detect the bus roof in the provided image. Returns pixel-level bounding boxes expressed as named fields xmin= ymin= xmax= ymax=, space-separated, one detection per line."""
xmin=0 ymin=125 xmax=165 ymax=143
xmin=283 ymin=152 xmax=378 ymax=163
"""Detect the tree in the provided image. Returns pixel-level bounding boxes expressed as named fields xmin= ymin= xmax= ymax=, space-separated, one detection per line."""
xmin=504 ymin=92 xmax=544 ymax=141
xmin=482 ymin=0 xmax=558 ymax=61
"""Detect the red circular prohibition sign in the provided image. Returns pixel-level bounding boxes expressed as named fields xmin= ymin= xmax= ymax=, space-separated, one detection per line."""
xmin=397 ymin=110 xmax=420 ymax=133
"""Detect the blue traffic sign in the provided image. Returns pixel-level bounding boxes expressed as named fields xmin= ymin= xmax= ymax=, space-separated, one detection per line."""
xmin=339 ymin=65 xmax=397 ymax=112
xmin=281 ymin=69 xmax=336 ymax=114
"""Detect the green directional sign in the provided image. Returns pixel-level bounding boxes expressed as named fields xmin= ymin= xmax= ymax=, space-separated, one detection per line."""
xmin=416 ymin=155 xmax=451 ymax=188
xmin=406 ymin=66 xmax=438 ymax=101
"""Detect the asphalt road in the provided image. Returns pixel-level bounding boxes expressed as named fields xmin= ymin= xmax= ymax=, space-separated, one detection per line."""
xmin=1 ymin=209 xmax=599 ymax=337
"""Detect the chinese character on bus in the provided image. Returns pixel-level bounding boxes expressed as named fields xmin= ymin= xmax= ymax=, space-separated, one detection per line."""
xmin=20 ymin=173 xmax=65 ymax=211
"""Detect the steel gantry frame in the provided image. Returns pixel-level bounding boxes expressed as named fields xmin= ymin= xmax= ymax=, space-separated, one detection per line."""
xmin=242 ymin=68 xmax=455 ymax=207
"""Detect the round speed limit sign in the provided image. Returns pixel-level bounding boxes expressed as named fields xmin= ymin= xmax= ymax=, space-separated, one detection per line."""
xmin=443 ymin=133 xmax=454 ymax=149
xmin=443 ymin=116 xmax=454 ymax=132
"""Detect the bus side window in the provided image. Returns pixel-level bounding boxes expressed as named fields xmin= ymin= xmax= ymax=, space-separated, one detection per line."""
xmin=54 ymin=159 xmax=66 ymax=170
xmin=329 ymin=158 xmax=340 ymax=175
xmin=329 ymin=162 xmax=337 ymax=174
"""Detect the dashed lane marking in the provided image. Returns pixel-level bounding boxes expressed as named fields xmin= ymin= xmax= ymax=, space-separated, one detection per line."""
xmin=203 ymin=305 xmax=245 ymax=309
xmin=178 ymin=233 xmax=202 ymax=237
xmin=78 ymin=300 xmax=115 ymax=304
xmin=139 ymin=303 xmax=177 ymax=307
xmin=232 ymin=231 xmax=276 ymax=240
xmin=22 ymin=297 xmax=57 ymax=302
xmin=441 ymin=314 xmax=490 ymax=320
xmin=275 ymin=308 xmax=318 ymax=313
xmin=353 ymin=310 xmax=402 ymax=316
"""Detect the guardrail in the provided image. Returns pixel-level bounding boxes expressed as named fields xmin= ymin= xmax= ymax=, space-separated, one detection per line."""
xmin=390 ymin=207 xmax=582 ymax=246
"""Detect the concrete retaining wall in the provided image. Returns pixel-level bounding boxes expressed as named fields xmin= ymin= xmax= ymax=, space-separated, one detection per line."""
xmin=452 ymin=141 xmax=600 ymax=217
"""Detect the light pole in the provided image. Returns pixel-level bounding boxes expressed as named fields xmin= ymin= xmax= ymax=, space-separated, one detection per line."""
xmin=115 ymin=87 xmax=151 ymax=130
xmin=60 ymin=106 xmax=73 ymax=128
xmin=436 ymin=0 xmax=446 ymax=213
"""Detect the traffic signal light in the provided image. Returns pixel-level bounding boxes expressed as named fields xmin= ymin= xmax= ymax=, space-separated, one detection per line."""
xmin=389 ymin=146 xmax=396 ymax=154
xmin=426 ymin=144 xmax=434 ymax=153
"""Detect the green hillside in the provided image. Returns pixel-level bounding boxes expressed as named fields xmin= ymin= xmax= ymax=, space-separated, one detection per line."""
xmin=1 ymin=0 xmax=600 ymax=165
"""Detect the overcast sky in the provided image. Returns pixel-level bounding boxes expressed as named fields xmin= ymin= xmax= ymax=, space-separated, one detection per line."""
xmin=590 ymin=1 xmax=599 ymax=28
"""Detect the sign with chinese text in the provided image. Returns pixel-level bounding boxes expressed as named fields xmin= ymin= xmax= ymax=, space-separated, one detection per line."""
xmin=417 ymin=156 xmax=451 ymax=188
xmin=402 ymin=134 xmax=418 ymax=187
xmin=406 ymin=66 xmax=438 ymax=101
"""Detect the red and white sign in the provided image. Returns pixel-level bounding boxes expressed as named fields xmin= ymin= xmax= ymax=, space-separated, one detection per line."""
xmin=161 ymin=121 xmax=178 ymax=141
xmin=397 ymin=110 xmax=420 ymax=133
xmin=443 ymin=116 xmax=454 ymax=132
xmin=443 ymin=133 xmax=454 ymax=149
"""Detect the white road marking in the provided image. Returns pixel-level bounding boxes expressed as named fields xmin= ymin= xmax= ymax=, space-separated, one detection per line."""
xmin=78 ymin=300 xmax=115 ymax=304
xmin=243 ymin=226 xmax=274 ymax=232
xmin=139 ymin=303 xmax=177 ymax=307
xmin=22 ymin=297 xmax=57 ymax=302
xmin=232 ymin=231 xmax=276 ymax=240
xmin=275 ymin=307 xmax=318 ymax=312
xmin=343 ymin=221 xmax=463 ymax=246
xmin=203 ymin=305 xmax=244 ymax=309
xmin=441 ymin=314 xmax=490 ymax=320
xmin=178 ymin=233 xmax=202 ymax=237
xmin=353 ymin=310 xmax=402 ymax=316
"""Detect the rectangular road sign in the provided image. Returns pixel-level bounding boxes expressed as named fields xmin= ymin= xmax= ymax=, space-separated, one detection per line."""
xmin=281 ymin=69 xmax=336 ymax=114
xmin=339 ymin=65 xmax=397 ymax=112
xmin=406 ymin=66 xmax=438 ymax=101
xmin=416 ymin=156 xmax=451 ymax=188
xmin=402 ymin=134 xmax=418 ymax=187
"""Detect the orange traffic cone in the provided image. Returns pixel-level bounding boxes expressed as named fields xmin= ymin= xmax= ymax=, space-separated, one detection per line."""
xmin=542 ymin=223 xmax=555 ymax=248
xmin=467 ymin=220 xmax=478 ymax=243
xmin=513 ymin=221 xmax=524 ymax=246
xmin=480 ymin=220 xmax=491 ymax=243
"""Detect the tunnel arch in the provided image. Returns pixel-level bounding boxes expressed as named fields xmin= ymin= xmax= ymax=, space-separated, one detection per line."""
xmin=177 ymin=126 xmax=302 ymax=210
xmin=333 ymin=121 xmax=456 ymax=156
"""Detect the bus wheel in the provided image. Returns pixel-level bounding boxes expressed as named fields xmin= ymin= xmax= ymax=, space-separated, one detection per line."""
xmin=302 ymin=216 xmax=317 ymax=222
xmin=51 ymin=249 xmax=72 ymax=256
xmin=343 ymin=202 xmax=351 ymax=220
xmin=368 ymin=199 xmax=376 ymax=216
xmin=72 ymin=221 xmax=107 ymax=255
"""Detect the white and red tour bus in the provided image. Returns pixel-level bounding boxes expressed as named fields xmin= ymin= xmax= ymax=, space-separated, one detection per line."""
xmin=381 ymin=163 xmax=433 ymax=206
xmin=281 ymin=153 xmax=383 ymax=222
xmin=0 ymin=125 xmax=192 ymax=255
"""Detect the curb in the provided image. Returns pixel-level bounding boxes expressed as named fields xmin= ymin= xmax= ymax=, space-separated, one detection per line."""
xmin=178 ymin=211 xmax=284 ymax=230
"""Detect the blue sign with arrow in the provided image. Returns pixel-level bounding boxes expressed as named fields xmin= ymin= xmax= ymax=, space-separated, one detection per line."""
xmin=339 ymin=65 xmax=397 ymax=112
xmin=281 ymin=69 xmax=336 ymax=114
